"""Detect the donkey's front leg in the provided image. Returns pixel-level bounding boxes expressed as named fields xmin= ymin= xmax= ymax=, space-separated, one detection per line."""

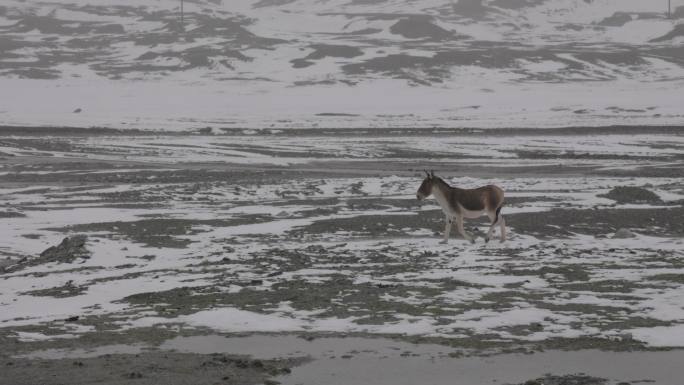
xmin=498 ymin=215 xmax=506 ymax=242
xmin=456 ymin=215 xmax=475 ymax=244
xmin=485 ymin=223 xmax=496 ymax=244
xmin=440 ymin=215 xmax=452 ymax=244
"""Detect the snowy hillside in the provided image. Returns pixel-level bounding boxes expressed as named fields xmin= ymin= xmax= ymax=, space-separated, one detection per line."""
xmin=1 ymin=0 xmax=683 ymax=130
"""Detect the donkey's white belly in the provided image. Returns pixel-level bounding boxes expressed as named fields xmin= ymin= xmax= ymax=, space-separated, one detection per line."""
xmin=460 ymin=207 xmax=485 ymax=219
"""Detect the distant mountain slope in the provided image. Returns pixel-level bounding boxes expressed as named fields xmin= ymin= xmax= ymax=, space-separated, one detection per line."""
xmin=0 ymin=0 xmax=682 ymax=130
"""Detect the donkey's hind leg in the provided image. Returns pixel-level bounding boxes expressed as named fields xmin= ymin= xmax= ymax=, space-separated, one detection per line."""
xmin=456 ymin=215 xmax=475 ymax=244
xmin=485 ymin=211 xmax=497 ymax=243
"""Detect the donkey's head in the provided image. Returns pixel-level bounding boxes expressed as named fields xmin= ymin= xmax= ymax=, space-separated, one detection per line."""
xmin=416 ymin=170 xmax=436 ymax=200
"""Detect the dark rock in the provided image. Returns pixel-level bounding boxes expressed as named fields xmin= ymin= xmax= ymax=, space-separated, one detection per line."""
xmin=389 ymin=16 xmax=454 ymax=40
xmin=613 ymin=228 xmax=636 ymax=239
xmin=234 ymin=359 xmax=249 ymax=368
xmin=124 ymin=371 xmax=143 ymax=379
xmin=599 ymin=186 xmax=661 ymax=204
xmin=598 ymin=12 xmax=633 ymax=27
xmin=39 ymin=235 xmax=90 ymax=263
xmin=515 ymin=374 xmax=607 ymax=385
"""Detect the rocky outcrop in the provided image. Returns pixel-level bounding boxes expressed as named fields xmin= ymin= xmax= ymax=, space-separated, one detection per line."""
xmin=1 ymin=235 xmax=91 ymax=273
xmin=39 ymin=235 xmax=91 ymax=264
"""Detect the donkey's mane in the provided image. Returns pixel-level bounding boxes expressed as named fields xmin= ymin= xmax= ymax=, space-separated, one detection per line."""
xmin=433 ymin=176 xmax=452 ymax=190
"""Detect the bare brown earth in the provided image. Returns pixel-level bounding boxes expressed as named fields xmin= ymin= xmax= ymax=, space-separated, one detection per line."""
xmin=2 ymin=352 xmax=301 ymax=385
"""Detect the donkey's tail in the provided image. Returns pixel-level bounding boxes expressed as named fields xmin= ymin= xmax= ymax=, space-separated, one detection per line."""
xmin=492 ymin=205 xmax=503 ymax=225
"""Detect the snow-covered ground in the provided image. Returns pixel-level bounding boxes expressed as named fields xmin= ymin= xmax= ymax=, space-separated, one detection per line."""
xmin=1 ymin=131 xmax=683 ymax=353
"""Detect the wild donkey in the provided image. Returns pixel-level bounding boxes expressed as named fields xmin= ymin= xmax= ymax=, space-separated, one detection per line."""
xmin=416 ymin=171 xmax=506 ymax=243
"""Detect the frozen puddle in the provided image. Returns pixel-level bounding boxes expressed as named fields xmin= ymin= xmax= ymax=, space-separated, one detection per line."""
xmin=160 ymin=335 xmax=684 ymax=385
xmin=22 ymin=335 xmax=684 ymax=385
xmin=167 ymin=335 xmax=684 ymax=385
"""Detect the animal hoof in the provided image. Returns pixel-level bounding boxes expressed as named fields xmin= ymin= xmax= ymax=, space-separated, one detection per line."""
xmin=469 ymin=238 xmax=475 ymax=244
xmin=484 ymin=237 xmax=490 ymax=244
xmin=440 ymin=240 xmax=448 ymax=244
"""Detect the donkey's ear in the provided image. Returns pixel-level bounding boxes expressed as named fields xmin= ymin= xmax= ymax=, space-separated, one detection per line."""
xmin=424 ymin=170 xmax=430 ymax=178
xmin=430 ymin=170 xmax=435 ymax=178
